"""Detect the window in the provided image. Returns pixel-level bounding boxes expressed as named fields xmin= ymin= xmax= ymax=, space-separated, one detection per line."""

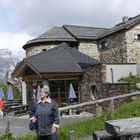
xmin=138 ymin=34 xmax=140 ymax=41
xmin=42 ymin=49 xmax=47 ymax=51
xmin=134 ymin=33 xmax=140 ymax=41
xmin=100 ymin=41 xmax=109 ymax=50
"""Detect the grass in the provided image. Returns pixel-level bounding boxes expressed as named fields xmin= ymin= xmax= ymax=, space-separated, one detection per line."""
xmin=17 ymin=135 xmax=39 ymax=140
xmin=114 ymin=98 xmax=140 ymax=119
xmin=58 ymin=113 xmax=108 ymax=140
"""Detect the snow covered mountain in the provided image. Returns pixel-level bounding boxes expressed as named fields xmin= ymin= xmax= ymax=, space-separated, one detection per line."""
xmin=0 ymin=49 xmax=20 ymax=82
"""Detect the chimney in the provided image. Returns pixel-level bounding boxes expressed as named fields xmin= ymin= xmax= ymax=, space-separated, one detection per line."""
xmin=122 ymin=16 xmax=129 ymax=23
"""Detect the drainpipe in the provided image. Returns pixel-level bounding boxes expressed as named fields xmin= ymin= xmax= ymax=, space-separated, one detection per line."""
xmin=110 ymin=68 xmax=114 ymax=83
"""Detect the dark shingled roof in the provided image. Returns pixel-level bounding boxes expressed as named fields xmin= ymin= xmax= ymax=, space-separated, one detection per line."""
xmin=99 ymin=15 xmax=140 ymax=38
xmin=23 ymin=25 xmax=109 ymax=50
xmin=63 ymin=25 xmax=109 ymax=40
xmin=23 ymin=14 xmax=140 ymax=50
xmin=23 ymin=27 xmax=77 ymax=49
xmin=23 ymin=43 xmax=100 ymax=74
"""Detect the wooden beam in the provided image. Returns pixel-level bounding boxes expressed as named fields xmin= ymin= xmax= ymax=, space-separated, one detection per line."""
xmin=22 ymin=75 xmax=43 ymax=81
xmin=22 ymin=73 xmax=81 ymax=81
xmin=110 ymin=99 xmax=115 ymax=120
xmin=13 ymin=63 xmax=27 ymax=78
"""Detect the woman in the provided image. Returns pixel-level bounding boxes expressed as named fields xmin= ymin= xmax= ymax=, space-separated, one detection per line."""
xmin=30 ymin=85 xmax=59 ymax=140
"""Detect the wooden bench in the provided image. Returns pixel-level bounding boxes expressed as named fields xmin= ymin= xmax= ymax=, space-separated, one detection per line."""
xmin=5 ymin=103 xmax=20 ymax=108
xmin=4 ymin=100 xmax=22 ymax=105
xmin=14 ymin=110 xmax=30 ymax=116
xmin=8 ymin=104 xmax=30 ymax=116
xmin=4 ymin=103 xmax=20 ymax=114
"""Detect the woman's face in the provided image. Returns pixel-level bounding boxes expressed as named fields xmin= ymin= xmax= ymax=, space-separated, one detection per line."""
xmin=40 ymin=89 xmax=48 ymax=99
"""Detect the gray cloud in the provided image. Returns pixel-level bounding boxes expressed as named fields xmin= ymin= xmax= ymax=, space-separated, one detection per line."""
xmin=1 ymin=0 xmax=140 ymax=37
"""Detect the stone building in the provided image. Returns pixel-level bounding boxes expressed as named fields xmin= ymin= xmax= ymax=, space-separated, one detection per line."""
xmin=13 ymin=15 xmax=140 ymax=105
xmin=23 ymin=15 xmax=140 ymax=64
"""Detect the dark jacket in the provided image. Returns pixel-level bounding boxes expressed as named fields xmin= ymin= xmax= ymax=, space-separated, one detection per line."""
xmin=30 ymin=99 xmax=59 ymax=136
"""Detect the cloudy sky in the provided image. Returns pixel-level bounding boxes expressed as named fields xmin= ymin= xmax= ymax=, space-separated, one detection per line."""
xmin=0 ymin=0 xmax=140 ymax=59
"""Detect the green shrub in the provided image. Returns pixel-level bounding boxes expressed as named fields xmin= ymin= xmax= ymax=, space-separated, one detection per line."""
xmin=0 ymin=134 xmax=16 ymax=140
xmin=118 ymin=76 xmax=140 ymax=83
xmin=0 ymin=82 xmax=21 ymax=100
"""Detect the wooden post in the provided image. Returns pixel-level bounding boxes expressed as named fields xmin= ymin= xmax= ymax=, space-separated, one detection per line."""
xmin=69 ymin=109 xmax=72 ymax=115
xmin=21 ymin=81 xmax=27 ymax=105
xmin=96 ymin=104 xmax=102 ymax=117
xmin=64 ymin=80 xmax=67 ymax=103
xmin=70 ymin=130 xmax=75 ymax=140
xmin=58 ymin=87 xmax=61 ymax=107
xmin=110 ymin=99 xmax=114 ymax=120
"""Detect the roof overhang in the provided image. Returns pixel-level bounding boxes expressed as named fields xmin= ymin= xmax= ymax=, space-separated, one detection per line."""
xmin=21 ymin=72 xmax=82 ymax=81
xmin=12 ymin=60 xmax=82 ymax=81
xmin=12 ymin=59 xmax=41 ymax=79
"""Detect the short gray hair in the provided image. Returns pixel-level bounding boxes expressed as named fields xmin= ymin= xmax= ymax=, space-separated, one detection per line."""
xmin=41 ymin=85 xmax=50 ymax=95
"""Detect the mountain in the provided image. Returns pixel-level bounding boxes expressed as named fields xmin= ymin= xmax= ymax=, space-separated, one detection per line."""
xmin=0 ymin=49 xmax=20 ymax=82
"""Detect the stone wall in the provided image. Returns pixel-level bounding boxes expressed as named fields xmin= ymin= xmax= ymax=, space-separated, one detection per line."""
xmin=99 ymin=31 xmax=126 ymax=49
xmin=101 ymin=83 xmax=137 ymax=98
xmin=100 ymin=46 xmax=127 ymax=63
xmin=78 ymin=41 xmax=99 ymax=60
xmin=80 ymin=65 xmax=137 ymax=102
xmin=79 ymin=65 xmax=137 ymax=114
xmin=125 ymin=24 xmax=140 ymax=63
xmin=26 ymin=44 xmax=58 ymax=57
xmin=26 ymin=41 xmax=99 ymax=59
xmin=99 ymin=23 xmax=140 ymax=63
xmin=99 ymin=31 xmax=127 ymax=63
xmin=80 ymin=64 xmax=103 ymax=102
xmin=100 ymin=83 xmax=137 ymax=112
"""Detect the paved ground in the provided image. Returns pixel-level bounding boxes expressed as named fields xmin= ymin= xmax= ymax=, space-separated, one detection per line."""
xmin=0 ymin=114 xmax=94 ymax=139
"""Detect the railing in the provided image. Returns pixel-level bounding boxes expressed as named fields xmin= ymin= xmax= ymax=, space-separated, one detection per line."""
xmin=59 ymin=91 xmax=140 ymax=119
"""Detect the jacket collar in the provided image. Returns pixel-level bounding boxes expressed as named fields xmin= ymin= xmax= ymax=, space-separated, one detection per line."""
xmin=37 ymin=97 xmax=51 ymax=104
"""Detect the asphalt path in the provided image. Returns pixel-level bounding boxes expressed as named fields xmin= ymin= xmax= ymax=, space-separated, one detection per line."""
xmin=0 ymin=114 xmax=94 ymax=138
